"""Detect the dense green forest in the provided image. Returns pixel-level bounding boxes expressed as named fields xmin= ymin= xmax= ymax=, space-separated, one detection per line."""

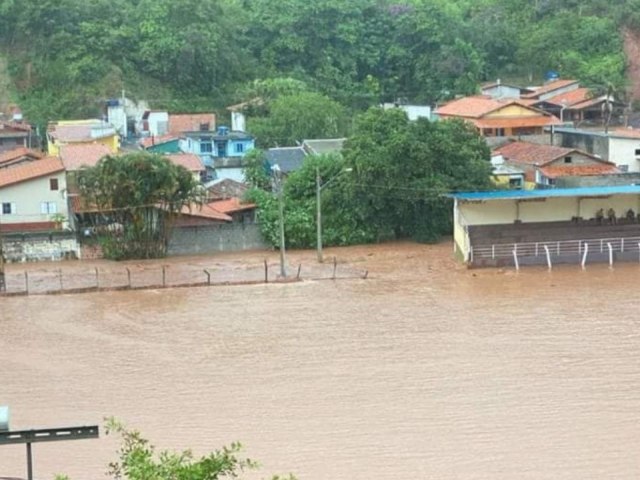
xmin=0 ymin=0 xmax=638 ymax=129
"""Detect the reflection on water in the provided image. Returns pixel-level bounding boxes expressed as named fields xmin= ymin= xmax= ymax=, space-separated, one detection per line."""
xmin=2 ymin=243 xmax=640 ymax=479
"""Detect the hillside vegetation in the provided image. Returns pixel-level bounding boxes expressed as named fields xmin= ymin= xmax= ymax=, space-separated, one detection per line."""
xmin=0 ymin=0 xmax=638 ymax=127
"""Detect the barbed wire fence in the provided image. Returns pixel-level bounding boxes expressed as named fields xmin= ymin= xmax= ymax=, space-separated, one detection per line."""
xmin=0 ymin=256 xmax=368 ymax=296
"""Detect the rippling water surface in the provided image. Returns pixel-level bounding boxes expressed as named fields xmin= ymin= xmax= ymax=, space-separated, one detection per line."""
xmin=2 ymin=243 xmax=640 ymax=479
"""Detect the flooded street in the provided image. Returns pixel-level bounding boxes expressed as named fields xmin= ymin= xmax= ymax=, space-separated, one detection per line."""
xmin=2 ymin=242 xmax=640 ymax=479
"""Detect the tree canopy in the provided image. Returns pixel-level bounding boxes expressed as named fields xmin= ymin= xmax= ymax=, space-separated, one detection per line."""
xmin=76 ymin=152 xmax=204 ymax=260
xmin=0 ymin=0 xmax=634 ymax=129
xmin=247 ymin=107 xmax=493 ymax=248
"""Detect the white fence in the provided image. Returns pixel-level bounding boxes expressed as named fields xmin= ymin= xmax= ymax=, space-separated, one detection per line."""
xmin=471 ymin=236 xmax=640 ymax=262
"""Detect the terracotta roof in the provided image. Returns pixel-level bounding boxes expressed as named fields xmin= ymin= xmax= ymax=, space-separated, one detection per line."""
xmin=473 ymin=115 xmax=561 ymax=129
xmin=180 ymin=202 xmax=231 ymax=222
xmin=0 ymin=156 xmax=64 ymax=188
xmin=494 ymin=141 xmax=585 ymax=166
xmin=521 ymin=79 xmax=579 ymax=99
xmin=168 ymin=113 xmax=216 ymax=135
xmin=139 ymin=134 xmax=179 ymax=149
xmin=208 ymin=197 xmax=256 ymax=214
xmin=0 ymin=147 xmax=43 ymax=165
xmin=165 ymin=153 xmax=204 ymax=172
xmin=609 ymin=128 xmax=640 ymax=139
xmin=59 ymin=144 xmax=112 ymax=171
xmin=436 ymin=96 xmax=553 ymax=121
xmin=542 ymin=87 xmax=592 ymax=107
xmin=539 ymin=164 xmax=620 ymax=179
xmin=436 ymin=95 xmax=505 ymax=118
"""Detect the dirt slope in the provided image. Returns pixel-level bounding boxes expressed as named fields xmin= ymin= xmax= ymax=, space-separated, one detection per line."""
xmin=623 ymin=28 xmax=640 ymax=101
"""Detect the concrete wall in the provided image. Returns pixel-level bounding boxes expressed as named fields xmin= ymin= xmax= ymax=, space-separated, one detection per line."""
xmin=168 ymin=223 xmax=266 ymax=255
xmin=1 ymin=232 xmax=80 ymax=262
xmin=553 ymin=130 xmax=609 ymax=161
xmin=609 ymin=137 xmax=640 ymax=172
xmin=556 ymin=173 xmax=640 ymax=188
xmin=459 ymin=195 xmax=640 ymax=228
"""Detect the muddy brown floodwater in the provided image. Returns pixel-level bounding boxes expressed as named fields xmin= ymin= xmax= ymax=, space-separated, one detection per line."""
xmin=2 ymin=241 xmax=640 ymax=479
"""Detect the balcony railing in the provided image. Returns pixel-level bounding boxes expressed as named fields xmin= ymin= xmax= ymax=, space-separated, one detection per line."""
xmin=471 ymin=235 xmax=640 ymax=262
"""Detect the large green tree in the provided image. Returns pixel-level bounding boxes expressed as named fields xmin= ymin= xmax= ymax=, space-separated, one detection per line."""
xmin=76 ymin=152 xmax=204 ymax=260
xmin=249 ymin=108 xmax=493 ymax=248
xmin=247 ymin=91 xmax=348 ymax=147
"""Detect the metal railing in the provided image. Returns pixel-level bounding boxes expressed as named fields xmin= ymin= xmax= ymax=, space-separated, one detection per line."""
xmin=471 ymin=235 xmax=640 ymax=261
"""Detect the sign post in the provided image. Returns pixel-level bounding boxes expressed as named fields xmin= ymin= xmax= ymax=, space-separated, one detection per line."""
xmin=0 ymin=409 xmax=99 ymax=480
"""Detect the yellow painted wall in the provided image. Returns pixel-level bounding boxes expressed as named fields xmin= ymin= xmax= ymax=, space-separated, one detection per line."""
xmin=518 ymin=198 xmax=577 ymax=222
xmin=460 ymin=200 xmax=518 ymax=225
xmin=486 ymin=104 xmax=542 ymax=118
xmin=579 ymin=196 xmax=640 ymax=221
xmin=48 ymin=135 xmax=120 ymax=156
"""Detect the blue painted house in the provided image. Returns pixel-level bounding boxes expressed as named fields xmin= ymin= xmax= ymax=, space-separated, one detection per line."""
xmin=180 ymin=126 xmax=255 ymax=181
xmin=180 ymin=126 xmax=254 ymax=164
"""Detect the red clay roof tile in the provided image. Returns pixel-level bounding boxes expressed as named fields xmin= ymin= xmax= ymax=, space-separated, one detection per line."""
xmin=0 ymin=156 xmax=64 ymax=188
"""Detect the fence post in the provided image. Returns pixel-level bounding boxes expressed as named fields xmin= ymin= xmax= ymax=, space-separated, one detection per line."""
xmin=162 ymin=266 xmax=166 ymax=287
xmin=95 ymin=267 xmax=99 ymax=288
xmin=512 ymin=250 xmax=520 ymax=271
xmin=332 ymin=256 xmax=337 ymax=280
xmin=544 ymin=245 xmax=552 ymax=270
xmin=264 ymin=260 xmax=268 ymax=283
xmin=581 ymin=243 xmax=589 ymax=269
xmin=59 ymin=269 xmax=63 ymax=292
xmin=296 ymin=264 xmax=301 ymax=280
xmin=492 ymin=244 xmax=495 ymax=259
xmin=25 ymin=271 xmax=28 ymax=295
xmin=126 ymin=267 xmax=131 ymax=288
xmin=204 ymin=269 xmax=211 ymax=285
xmin=362 ymin=270 xmax=369 ymax=280
xmin=621 ymin=238 xmax=625 ymax=252
xmin=607 ymin=242 xmax=614 ymax=267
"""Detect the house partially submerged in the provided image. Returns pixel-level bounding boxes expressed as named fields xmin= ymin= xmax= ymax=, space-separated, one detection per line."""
xmin=452 ymin=186 xmax=640 ymax=268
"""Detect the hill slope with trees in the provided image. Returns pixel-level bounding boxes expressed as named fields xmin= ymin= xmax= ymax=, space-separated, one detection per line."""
xmin=0 ymin=0 xmax=638 ymax=128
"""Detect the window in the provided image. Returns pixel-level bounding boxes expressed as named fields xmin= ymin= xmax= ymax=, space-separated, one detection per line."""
xmin=564 ymin=156 xmax=572 ymax=164
xmin=509 ymin=178 xmax=522 ymax=188
xmin=2 ymin=202 xmax=15 ymax=215
xmin=0 ymin=139 xmax=3 ymax=145
xmin=14 ymin=138 xmax=22 ymax=145
xmin=235 ymin=143 xmax=245 ymax=154
xmin=496 ymin=128 xmax=505 ymax=137
xmin=50 ymin=178 xmax=59 ymax=191
xmin=620 ymin=164 xmax=629 ymax=172
xmin=547 ymin=178 xmax=556 ymax=186
xmin=40 ymin=202 xmax=57 ymax=214
xmin=200 ymin=142 xmax=213 ymax=153
xmin=199 ymin=123 xmax=210 ymax=131
xmin=635 ymin=149 xmax=640 ymax=156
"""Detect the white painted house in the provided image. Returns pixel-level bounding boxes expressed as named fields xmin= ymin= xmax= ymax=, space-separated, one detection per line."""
xmin=0 ymin=156 xmax=69 ymax=233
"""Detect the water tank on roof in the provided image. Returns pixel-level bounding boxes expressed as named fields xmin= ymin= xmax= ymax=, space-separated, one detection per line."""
xmin=545 ymin=70 xmax=560 ymax=82
xmin=0 ymin=406 xmax=9 ymax=432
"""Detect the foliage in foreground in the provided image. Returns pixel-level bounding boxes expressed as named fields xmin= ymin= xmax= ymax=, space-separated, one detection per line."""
xmin=55 ymin=418 xmax=296 ymax=480
xmin=247 ymin=108 xmax=493 ymax=248
xmin=76 ymin=152 xmax=204 ymax=260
